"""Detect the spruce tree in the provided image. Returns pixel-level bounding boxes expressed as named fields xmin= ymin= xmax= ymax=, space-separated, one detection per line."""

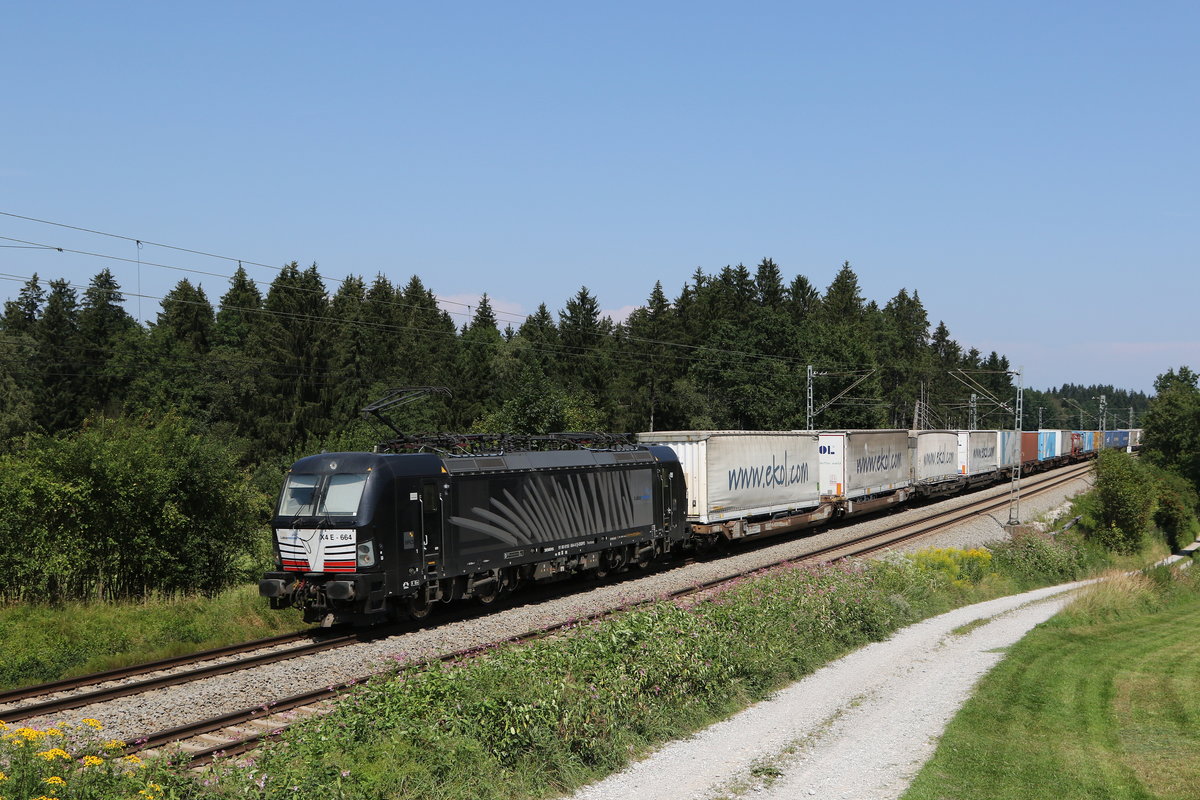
xmin=753 ymin=258 xmax=787 ymax=309
xmin=557 ymin=286 xmax=613 ymax=425
xmin=213 ymin=265 xmax=264 ymax=350
xmin=78 ymin=268 xmax=139 ymax=415
xmin=126 ymin=279 xmax=216 ymax=418
xmin=455 ymin=294 xmax=503 ymax=427
xmin=1 ymin=274 xmax=45 ymax=335
xmin=35 ymin=279 xmax=83 ymax=431
xmin=243 ymin=262 xmax=332 ymax=455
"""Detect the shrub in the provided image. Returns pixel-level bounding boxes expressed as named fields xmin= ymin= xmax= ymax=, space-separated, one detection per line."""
xmin=0 ymin=414 xmax=271 ymax=602
xmin=910 ymin=547 xmax=993 ymax=584
xmin=987 ymin=531 xmax=1088 ymax=587
xmin=1154 ymin=471 xmax=1199 ymax=551
xmin=1091 ymin=450 xmax=1155 ymax=554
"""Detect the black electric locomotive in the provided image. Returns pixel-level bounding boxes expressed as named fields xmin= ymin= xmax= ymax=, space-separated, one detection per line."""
xmin=260 ymin=444 xmax=688 ymax=626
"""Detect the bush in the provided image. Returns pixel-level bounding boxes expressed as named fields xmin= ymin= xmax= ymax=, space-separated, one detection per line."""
xmin=1092 ymin=450 xmax=1156 ymax=554
xmin=1154 ymin=471 xmax=1199 ymax=551
xmin=910 ymin=547 xmax=993 ymax=584
xmin=0 ymin=414 xmax=271 ymax=602
xmin=987 ymin=531 xmax=1089 ymax=587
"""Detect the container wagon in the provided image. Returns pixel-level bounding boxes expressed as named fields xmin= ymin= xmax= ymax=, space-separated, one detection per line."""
xmin=636 ymin=430 xmax=830 ymax=541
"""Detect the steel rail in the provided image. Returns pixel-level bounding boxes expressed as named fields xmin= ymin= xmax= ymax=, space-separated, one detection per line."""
xmin=0 ymin=632 xmax=365 ymax=722
xmin=0 ymin=631 xmax=317 ymax=707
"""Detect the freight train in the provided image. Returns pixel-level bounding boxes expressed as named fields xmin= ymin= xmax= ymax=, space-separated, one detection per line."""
xmin=259 ymin=427 xmax=1140 ymax=626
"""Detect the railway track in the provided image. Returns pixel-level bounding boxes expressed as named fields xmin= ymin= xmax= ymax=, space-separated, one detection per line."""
xmin=0 ymin=629 xmax=369 ymax=723
xmin=113 ymin=461 xmax=1092 ymax=767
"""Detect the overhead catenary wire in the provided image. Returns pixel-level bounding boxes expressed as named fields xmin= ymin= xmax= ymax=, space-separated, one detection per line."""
xmin=0 ymin=212 xmax=1016 ymax=408
xmin=0 ymin=255 xmax=976 ymax=387
xmin=0 ymin=212 xmax=528 ymax=322
xmin=0 ymin=274 xmax=809 ymax=381
xmin=0 ymin=211 xmax=913 ymax=371
xmin=0 ymin=250 xmax=895 ymax=377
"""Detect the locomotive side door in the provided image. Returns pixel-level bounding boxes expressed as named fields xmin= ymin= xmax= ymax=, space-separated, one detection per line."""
xmin=659 ymin=465 xmax=683 ymax=537
xmin=419 ymin=478 xmax=444 ymax=577
xmin=659 ymin=469 xmax=673 ymax=532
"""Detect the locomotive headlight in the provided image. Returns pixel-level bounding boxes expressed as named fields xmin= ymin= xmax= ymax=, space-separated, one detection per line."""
xmin=356 ymin=541 xmax=376 ymax=567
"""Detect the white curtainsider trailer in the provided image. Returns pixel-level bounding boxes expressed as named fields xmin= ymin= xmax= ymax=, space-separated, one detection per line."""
xmin=955 ymin=430 xmax=1001 ymax=485
xmin=635 ymin=430 xmax=830 ymax=541
xmin=818 ymin=429 xmax=912 ymax=516
xmin=911 ymin=430 xmax=964 ymax=496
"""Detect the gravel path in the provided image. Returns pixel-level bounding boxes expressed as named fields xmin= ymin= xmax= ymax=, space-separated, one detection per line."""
xmin=15 ymin=468 xmax=1092 ymax=746
xmin=568 ymin=582 xmax=1086 ymax=800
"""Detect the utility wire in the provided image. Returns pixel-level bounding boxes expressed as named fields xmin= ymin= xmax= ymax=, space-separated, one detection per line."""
xmin=0 ymin=213 xmax=1022 ymax=386
xmin=1 ymin=211 xmax=874 ymax=368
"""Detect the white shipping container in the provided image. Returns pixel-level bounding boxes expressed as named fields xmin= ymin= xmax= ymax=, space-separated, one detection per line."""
xmin=956 ymin=430 xmax=1000 ymax=475
xmin=819 ymin=430 xmax=911 ymax=499
xmin=912 ymin=431 xmax=960 ymax=484
xmin=635 ymin=431 xmax=821 ymax=524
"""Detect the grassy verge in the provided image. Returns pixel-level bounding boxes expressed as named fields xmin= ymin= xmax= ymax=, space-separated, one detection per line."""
xmin=130 ymin=534 xmax=1117 ymax=800
xmin=903 ymin=559 xmax=1200 ymax=800
xmin=0 ymin=585 xmax=308 ymax=690
xmin=0 ymin=531 xmax=1168 ymax=800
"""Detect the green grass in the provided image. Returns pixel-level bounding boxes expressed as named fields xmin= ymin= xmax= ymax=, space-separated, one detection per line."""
xmin=142 ymin=539 xmax=1140 ymax=800
xmin=903 ymin=564 xmax=1200 ymax=800
xmin=0 ymin=584 xmax=308 ymax=690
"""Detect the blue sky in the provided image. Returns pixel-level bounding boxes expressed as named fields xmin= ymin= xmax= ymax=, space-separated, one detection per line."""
xmin=2 ymin=1 xmax=1196 ymax=394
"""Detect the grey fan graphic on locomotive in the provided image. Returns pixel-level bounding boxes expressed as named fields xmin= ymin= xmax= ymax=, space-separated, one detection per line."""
xmin=447 ymin=467 xmax=654 ymax=558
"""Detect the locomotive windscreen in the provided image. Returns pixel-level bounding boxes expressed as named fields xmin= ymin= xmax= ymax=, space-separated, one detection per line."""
xmin=278 ymin=472 xmax=368 ymax=518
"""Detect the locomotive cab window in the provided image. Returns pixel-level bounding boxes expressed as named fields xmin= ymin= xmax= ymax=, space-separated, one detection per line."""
xmin=319 ymin=473 xmax=368 ymax=516
xmin=278 ymin=473 xmax=368 ymax=518
xmin=278 ymin=474 xmax=320 ymax=516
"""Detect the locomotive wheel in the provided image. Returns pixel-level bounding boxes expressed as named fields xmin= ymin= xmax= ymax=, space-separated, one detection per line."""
xmin=408 ymin=596 xmax=434 ymax=621
xmin=477 ymin=568 xmax=516 ymax=606
xmin=475 ymin=581 xmax=501 ymax=606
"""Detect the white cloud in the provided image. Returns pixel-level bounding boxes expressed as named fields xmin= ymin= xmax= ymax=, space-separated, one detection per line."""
xmin=436 ymin=293 xmax=527 ymax=328
xmin=602 ymin=305 xmax=638 ymax=325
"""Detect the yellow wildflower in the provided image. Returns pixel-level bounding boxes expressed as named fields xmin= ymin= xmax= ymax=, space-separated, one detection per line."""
xmin=44 ymin=777 xmax=66 ymax=787
xmin=82 ymin=718 xmax=103 ymax=730
xmin=0 ymin=769 xmax=7 ymax=779
xmin=122 ymin=754 xmax=144 ymax=765
xmin=15 ymin=727 xmax=46 ymax=741
xmin=46 ymin=728 xmax=63 ymax=737
xmin=0 ymin=719 xmax=8 ymax=730
xmin=104 ymin=739 xmax=126 ymax=750
xmin=81 ymin=755 xmax=104 ymax=767
xmin=38 ymin=748 xmax=71 ymax=761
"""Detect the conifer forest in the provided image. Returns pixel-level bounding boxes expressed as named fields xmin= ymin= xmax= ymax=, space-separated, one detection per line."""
xmin=0 ymin=258 xmax=1150 ymax=463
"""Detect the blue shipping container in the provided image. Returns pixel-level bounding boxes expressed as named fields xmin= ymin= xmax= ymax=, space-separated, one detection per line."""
xmin=1105 ymin=430 xmax=1130 ymax=449
xmin=1074 ymin=431 xmax=1094 ymax=452
xmin=1038 ymin=431 xmax=1058 ymax=460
